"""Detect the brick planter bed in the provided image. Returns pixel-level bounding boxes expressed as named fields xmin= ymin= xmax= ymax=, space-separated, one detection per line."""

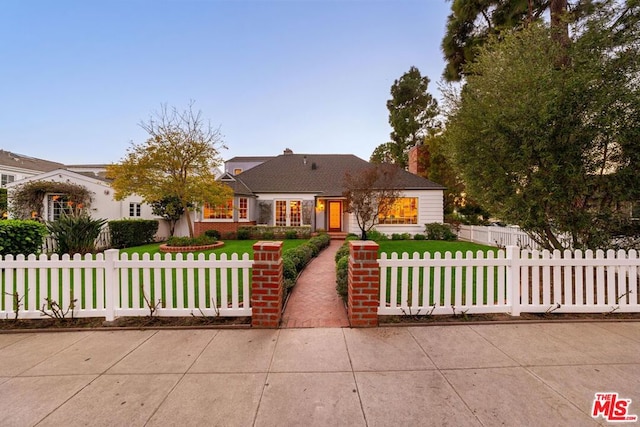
xmin=158 ymin=242 xmax=225 ymax=253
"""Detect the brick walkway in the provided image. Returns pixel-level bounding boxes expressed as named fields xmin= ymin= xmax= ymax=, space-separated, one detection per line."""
xmin=281 ymin=240 xmax=349 ymax=328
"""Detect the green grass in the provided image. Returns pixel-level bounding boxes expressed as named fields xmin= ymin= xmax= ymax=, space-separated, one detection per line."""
xmin=376 ymin=240 xmax=503 ymax=307
xmin=119 ymin=239 xmax=309 ymax=257
xmin=377 ymin=240 xmax=498 ymax=256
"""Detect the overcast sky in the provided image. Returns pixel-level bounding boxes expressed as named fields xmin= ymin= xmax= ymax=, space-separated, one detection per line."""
xmin=1 ymin=0 xmax=450 ymax=165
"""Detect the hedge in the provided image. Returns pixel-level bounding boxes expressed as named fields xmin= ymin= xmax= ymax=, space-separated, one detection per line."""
xmin=109 ymin=219 xmax=159 ymax=248
xmin=0 ymin=220 xmax=48 ymax=256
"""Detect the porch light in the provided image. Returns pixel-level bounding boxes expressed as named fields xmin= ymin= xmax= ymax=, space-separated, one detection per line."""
xmin=316 ymin=200 xmax=325 ymax=211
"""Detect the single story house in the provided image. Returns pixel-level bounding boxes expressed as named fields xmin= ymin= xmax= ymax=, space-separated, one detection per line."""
xmin=5 ymin=169 xmax=174 ymax=238
xmin=194 ymin=150 xmax=445 ymax=237
xmin=0 ymin=150 xmax=65 ymax=187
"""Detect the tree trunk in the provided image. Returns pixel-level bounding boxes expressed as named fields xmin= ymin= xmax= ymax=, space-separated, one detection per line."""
xmin=550 ymin=0 xmax=570 ymax=65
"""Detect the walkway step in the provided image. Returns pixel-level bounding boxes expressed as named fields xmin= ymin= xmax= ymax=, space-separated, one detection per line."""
xmin=281 ymin=240 xmax=349 ymax=328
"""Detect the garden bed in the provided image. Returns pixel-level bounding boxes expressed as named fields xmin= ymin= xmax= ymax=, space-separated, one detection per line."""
xmin=159 ymin=241 xmax=224 ymax=253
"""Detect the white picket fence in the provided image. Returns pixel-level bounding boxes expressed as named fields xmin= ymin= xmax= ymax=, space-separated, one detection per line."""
xmin=457 ymin=224 xmax=545 ymax=249
xmin=378 ymin=247 xmax=640 ymax=316
xmin=1 ymin=249 xmax=253 ymax=321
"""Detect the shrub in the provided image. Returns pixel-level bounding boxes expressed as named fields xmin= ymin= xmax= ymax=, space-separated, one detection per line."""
xmin=309 ymin=233 xmax=330 ymax=252
xmin=166 ymin=235 xmax=217 ymax=247
xmin=335 ymin=255 xmax=349 ymax=302
xmin=413 ymin=233 xmax=426 ymax=240
xmin=109 ymin=219 xmax=159 ymax=248
xmin=335 ymin=241 xmax=350 ymax=263
xmin=366 ymin=229 xmax=388 ymax=241
xmin=0 ymin=220 xmax=48 ymax=256
xmin=204 ymin=229 xmax=221 ymax=240
xmin=236 ymin=227 xmax=251 ymax=240
xmin=47 ymin=213 xmax=107 ymax=255
xmin=262 ymin=230 xmax=275 ymax=240
xmin=285 ymin=230 xmax=298 ymax=239
xmin=391 ymin=233 xmax=411 ymax=240
xmin=425 ymin=223 xmax=457 ymax=241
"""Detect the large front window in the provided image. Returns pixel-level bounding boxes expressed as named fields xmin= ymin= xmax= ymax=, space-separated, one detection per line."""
xmin=203 ymin=198 xmax=248 ymax=220
xmin=204 ymin=199 xmax=233 ymax=219
xmin=379 ymin=197 xmax=418 ymax=225
xmin=276 ymin=200 xmax=302 ymax=226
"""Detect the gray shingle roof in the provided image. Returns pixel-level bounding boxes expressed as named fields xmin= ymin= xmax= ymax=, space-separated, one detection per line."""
xmin=0 ymin=150 xmax=65 ymax=172
xmin=235 ymin=153 xmax=444 ymax=197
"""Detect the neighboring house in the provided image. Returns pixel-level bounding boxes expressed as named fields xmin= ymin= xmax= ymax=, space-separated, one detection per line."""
xmin=5 ymin=169 xmax=173 ymax=238
xmin=0 ymin=150 xmax=65 ymax=187
xmin=195 ymin=150 xmax=445 ymax=237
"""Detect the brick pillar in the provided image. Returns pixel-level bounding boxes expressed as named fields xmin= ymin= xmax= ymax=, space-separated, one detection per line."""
xmin=348 ymin=241 xmax=380 ymax=327
xmin=251 ymin=241 xmax=284 ymax=328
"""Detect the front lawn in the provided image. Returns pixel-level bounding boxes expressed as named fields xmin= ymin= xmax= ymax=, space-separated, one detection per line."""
xmin=119 ymin=239 xmax=309 ymax=257
xmin=376 ymin=240 xmax=498 ymax=256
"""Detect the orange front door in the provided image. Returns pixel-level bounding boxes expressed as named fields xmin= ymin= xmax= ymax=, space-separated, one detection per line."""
xmin=328 ymin=201 xmax=342 ymax=231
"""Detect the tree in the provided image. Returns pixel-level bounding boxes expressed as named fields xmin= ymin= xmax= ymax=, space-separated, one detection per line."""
xmin=441 ymin=0 xmax=595 ymax=81
xmin=150 ymin=195 xmax=187 ymax=237
xmin=343 ymin=163 xmax=401 ymax=240
xmin=445 ymin=5 xmax=640 ymax=249
xmin=107 ymin=103 xmax=232 ymax=237
xmin=372 ymin=67 xmax=440 ymax=168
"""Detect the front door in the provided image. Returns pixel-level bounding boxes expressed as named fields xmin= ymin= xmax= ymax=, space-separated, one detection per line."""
xmin=328 ymin=201 xmax=342 ymax=232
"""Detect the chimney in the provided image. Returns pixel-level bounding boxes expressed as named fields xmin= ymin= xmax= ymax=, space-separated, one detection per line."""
xmin=284 ymin=148 xmax=293 ymax=155
xmin=408 ymin=145 xmax=428 ymax=176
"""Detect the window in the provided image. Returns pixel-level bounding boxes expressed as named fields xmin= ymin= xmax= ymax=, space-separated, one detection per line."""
xmin=379 ymin=197 xmax=418 ymax=225
xmin=129 ymin=202 xmax=141 ymax=217
xmin=233 ymin=168 xmax=243 ymax=175
xmin=1 ymin=174 xmax=15 ymax=187
xmin=47 ymin=194 xmax=72 ymax=221
xmin=238 ymin=197 xmax=248 ymax=219
xmin=204 ymin=199 xmax=233 ymax=219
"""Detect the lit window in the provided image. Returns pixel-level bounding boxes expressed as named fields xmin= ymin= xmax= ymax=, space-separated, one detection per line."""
xmin=233 ymin=168 xmax=243 ymax=175
xmin=129 ymin=202 xmax=141 ymax=217
xmin=204 ymin=199 xmax=233 ymax=219
xmin=238 ymin=197 xmax=248 ymax=219
xmin=1 ymin=174 xmax=15 ymax=187
xmin=379 ymin=197 xmax=418 ymax=225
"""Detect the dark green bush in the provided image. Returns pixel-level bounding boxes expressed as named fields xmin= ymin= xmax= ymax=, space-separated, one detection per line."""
xmin=425 ymin=223 xmax=457 ymax=241
xmin=335 ymin=255 xmax=349 ymax=302
xmin=285 ymin=230 xmax=298 ymax=239
xmin=109 ymin=219 xmax=158 ymax=248
xmin=47 ymin=213 xmax=107 ymax=255
xmin=0 ymin=220 xmax=48 ymax=256
xmin=413 ymin=233 xmax=426 ymax=240
xmin=335 ymin=241 xmax=350 ymax=263
xmin=236 ymin=227 xmax=251 ymax=240
xmin=309 ymin=233 xmax=330 ymax=252
xmin=204 ymin=229 xmax=221 ymax=240
xmin=366 ymin=229 xmax=388 ymax=241
xmin=166 ymin=235 xmax=217 ymax=247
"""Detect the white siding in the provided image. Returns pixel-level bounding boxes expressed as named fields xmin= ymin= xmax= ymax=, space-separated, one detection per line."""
xmin=347 ymin=189 xmax=443 ymax=236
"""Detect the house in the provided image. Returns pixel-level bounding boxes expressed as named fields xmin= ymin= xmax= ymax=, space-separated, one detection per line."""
xmin=0 ymin=150 xmax=65 ymax=187
xmin=194 ymin=150 xmax=445 ymax=237
xmin=5 ymin=169 xmax=173 ymax=238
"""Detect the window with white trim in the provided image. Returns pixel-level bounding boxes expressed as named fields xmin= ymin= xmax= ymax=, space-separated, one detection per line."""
xmin=238 ymin=197 xmax=248 ymax=219
xmin=1 ymin=174 xmax=15 ymax=187
xmin=47 ymin=194 xmax=72 ymax=221
xmin=129 ymin=202 xmax=142 ymax=217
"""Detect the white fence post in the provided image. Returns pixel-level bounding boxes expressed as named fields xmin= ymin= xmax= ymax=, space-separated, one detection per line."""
xmin=506 ymin=246 xmax=521 ymax=316
xmin=103 ymin=249 xmax=119 ymax=322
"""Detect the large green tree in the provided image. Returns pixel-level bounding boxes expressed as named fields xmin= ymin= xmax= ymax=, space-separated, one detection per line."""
xmin=371 ymin=67 xmax=439 ymax=168
xmin=107 ymin=103 xmax=232 ymax=237
xmin=445 ymin=3 xmax=640 ymax=249
xmin=441 ymin=0 xmax=597 ymax=81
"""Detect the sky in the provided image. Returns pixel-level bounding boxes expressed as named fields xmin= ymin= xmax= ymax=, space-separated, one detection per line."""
xmin=1 ymin=0 xmax=451 ymax=166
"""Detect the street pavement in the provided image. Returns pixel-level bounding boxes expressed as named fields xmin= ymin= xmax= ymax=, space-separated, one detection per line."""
xmin=1 ymin=322 xmax=639 ymax=426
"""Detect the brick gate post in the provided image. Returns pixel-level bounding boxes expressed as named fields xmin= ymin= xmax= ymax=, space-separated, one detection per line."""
xmin=348 ymin=241 xmax=380 ymax=327
xmin=251 ymin=241 xmax=283 ymax=328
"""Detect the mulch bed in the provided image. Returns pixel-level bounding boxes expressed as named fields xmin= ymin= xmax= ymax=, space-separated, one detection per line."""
xmin=379 ymin=311 xmax=640 ymax=325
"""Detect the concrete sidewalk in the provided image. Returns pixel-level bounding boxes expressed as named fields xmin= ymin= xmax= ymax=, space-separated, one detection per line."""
xmin=1 ymin=322 xmax=639 ymax=426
